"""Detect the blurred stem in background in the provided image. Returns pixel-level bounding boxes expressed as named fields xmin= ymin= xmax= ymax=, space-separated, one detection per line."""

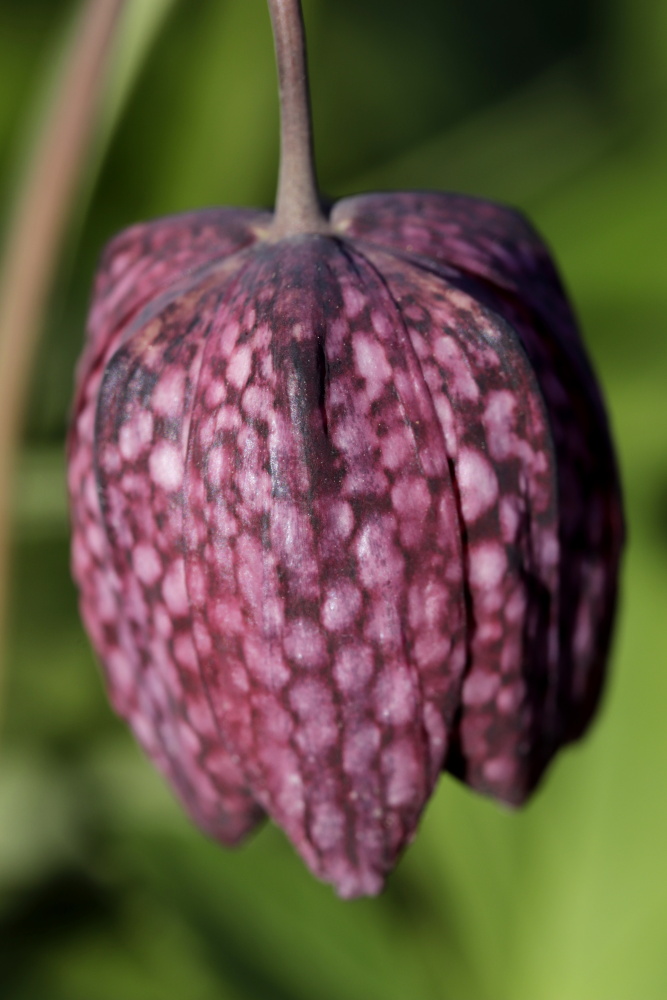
xmin=0 ymin=0 xmax=126 ymax=730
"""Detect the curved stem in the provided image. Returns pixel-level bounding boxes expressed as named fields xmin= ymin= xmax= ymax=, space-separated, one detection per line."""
xmin=0 ymin=0 xmax=125 ymax=729
xmin=267 ymin=0 xmax=329 ymax=237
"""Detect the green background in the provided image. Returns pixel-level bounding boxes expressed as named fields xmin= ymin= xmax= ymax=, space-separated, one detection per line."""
xmin=1 ymin=1 xmax=665 ymax=997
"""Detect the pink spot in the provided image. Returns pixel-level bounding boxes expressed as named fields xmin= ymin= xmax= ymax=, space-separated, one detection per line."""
xmin=343 ymin=723 xmax=381 ymax=775
xmin=152 ymin=368 xmax=186 ymax=418
xmin=321 ymin=581 xmax=362 ymax=631
xmin=497 ymin=682 xmax=525 ymax=714
xmin=392 ymin=477 xmax=431 ymax=548
xmin=374 ymin=664 xmax=417 ymax=725
xmin=457 ymin=449 xmax=498 ymax=521
xmin=433 ymin=336 xmax=479 ymax=400
xmin=243 ymin=634 xmax=290 ymax=688
xmin=468 ymin=542 xmax=507 ymax=590
xmin=218 ymin=319 xmax=240 ymax=358
xmin=242 ymin=384 xmax=273 ymax=419
xmin=149 ymin=441 xmax=184 ymax=492
xmin=205 ymin=446 xmax=225 ymax=490
xmin=291 ymin=679 xmax=338 ymax=754
xmin=413 ymin=633 xmax=452 ymax=671
xmin=227 ymin=345 xmax=252 ymax=389
xmin=330 ymin=501 xmax=355 ymax=540
xmin=119 ymin=411 xmax=153 ymax=461
xmin=381 ymin=430 xmax=413 ymax=471
xmin=462 ymin=670 xmax=501 ymax=707
xmin=353 ymin=334 xmax=392 ymax=401
xmin=310 ymin=801 xmax=345 ymax=851
xmin=204 ymin=378 xmax=227 ymax=410
xmin=333 ymin=644 xmax=375 ymax=694
xmin=254 ymin=694 xmax=293 ymax=741
xmin=483 ymin=756 xmax=516 ymax=785
xmin=283 ymin=619 xmax=326 ymax=669
xmin=355 ymin=517 xmax=404 ymax=589
xmin=342 ymin=282 xmax=366 ymax=318
xmin=162 ymin=560 xmax=189 ymax=617
xmin=133 ymin=543 xmax=162 ymax=586
xmin=267 ymin=748 xmax=305 ymax=821
xmin=382 ymin=740 xmax=422 ymax=807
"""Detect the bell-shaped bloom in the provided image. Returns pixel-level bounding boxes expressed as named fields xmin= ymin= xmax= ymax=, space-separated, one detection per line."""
xmin=68 ymin=192 xmax=623 ymax=898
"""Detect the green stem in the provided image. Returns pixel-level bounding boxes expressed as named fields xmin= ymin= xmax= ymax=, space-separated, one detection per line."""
xmin=267 ymin=0 xmax=328 ymax=237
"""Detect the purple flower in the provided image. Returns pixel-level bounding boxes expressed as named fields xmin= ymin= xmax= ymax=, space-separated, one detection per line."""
xmin=67 ymin=0 xmax=623 ymax=898
xmin=68 ymin=190 xmax=623 ymax=897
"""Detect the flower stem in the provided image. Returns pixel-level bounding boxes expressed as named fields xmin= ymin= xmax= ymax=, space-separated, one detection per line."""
xmin=267 ymin=0 xmax=328 ymax=237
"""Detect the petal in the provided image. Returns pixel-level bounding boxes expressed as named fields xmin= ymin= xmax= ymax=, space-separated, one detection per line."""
xmin=359 ymin=244 xmax=562 ymax=803
xmin=69 ymin=250 xmax=263 ymax=844
xmin=74 ymin=209 xmax=269 ymax=424
xmin=335 ymin=192 xmax=623 ymax=772
xmin=182 ymin=235 xmax=467 ymax=896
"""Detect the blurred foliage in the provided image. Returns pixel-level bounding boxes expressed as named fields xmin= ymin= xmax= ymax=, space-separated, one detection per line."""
xmin=0 ymin=0 xmax=665 ymax=997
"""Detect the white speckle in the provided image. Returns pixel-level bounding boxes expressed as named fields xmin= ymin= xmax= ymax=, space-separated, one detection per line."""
xmin=99 ymin=444 xmax=121 ymax=475
xmin=269 ymin=748 xmax=304 ymax=820
xmin=499 ymin=495 xmax=520 ymax=542
xmin=355 ymin=516 xmax=403 ymax=589
xmin=227 ymin=345 xmax=253 ymax=390
xmin=242 ymin=384 xmax=273 ymax=419
xmin=193 ymin=620 xmax=213 ymax=657
xmin=382 ymin=740 xmax=422 ymax=807
xmin=291 ymin=679 xmax=338 ymax=754
xmin=483 ymin=756 xmax=516 ymax=785
xmin=433 ymin=336 xmax=479 ymax=400
xmin=381 ymin=430 xmax=412 ymax=471
xmin=468 ymin=542 xmax=507 ymax=590
xmin=153 ymin=604 xmax=173 ymax=638
xmin=254 ymin=694 xmax=293 ymax=741
xmin=152 ymin=368 xmax=186 ymax=418
xmin=431 ymin=391 xmax=458 ymax=456
xmin=497 ymin=682 xmax=524 ymax=714
xmin=505 ymin=587 xmax=527 ymax=625
xmin=393 ymin=477 xmax=431 ymax=548
xmin=353 ymin=334 xmax=392 ymax=401
xmin=333 ymin=644 xmax=375 ymax=694
xmin=283 ymin=618 xmax=326 ymax=668
xmin=374 ymin=665 xmax=417 ymax=725
xmin=105 ymin=648 xmax=134 ymax=700
xmin=342 ymin=282 xmax=366 ymax=318
xmin=364 ymin=597 xmax=403 ymax=652
xmin=422 ymin=702 xmax=446 ymax=766
xmin=204 ymin=378 xmax=227 ymax=410
xmin=539 ymin=529 xmax=559 ymax=569
xmin=457 ymin=449 xmax=498 ymax=521
xmin=219 ymin=320 xmax=240 ymax=358
xmin=462 ymin=669 xmax=501 ymax=706
xmin=162 ymin=560 xmax=189 ymax=617
xmin=243 ymin=634 xmax=290 ymax=688
xmin=205 ymin=446 xmax=229 ymax=492
xmin=321 ymin=581 xmax=362 ymax=631
xmin=133 ymin=543 xmax=162 ymax=586
xmin=310 ymin=801 xmax=345 ymax=851
xmin=149 ymin=441 xmax=183 ymax=492
xmin=119 ymin=410 xmax=153 ymax=461
xmin=173 ymin=633 xmax=198 ymax=671
xmin=330 ymin=501 xmax=355 ymax=540
xmin=343 ymin=723 xmax=381 ymax=775
xmin=371 ymin=310 xmax=391 ymax=336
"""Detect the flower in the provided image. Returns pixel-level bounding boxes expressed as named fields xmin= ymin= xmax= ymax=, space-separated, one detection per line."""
xmin=68 ymin=190 xmax=623 ymax=898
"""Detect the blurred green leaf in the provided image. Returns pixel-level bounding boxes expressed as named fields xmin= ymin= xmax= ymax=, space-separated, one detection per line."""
xmin=2 ymin=0 xmax=667 ymax=997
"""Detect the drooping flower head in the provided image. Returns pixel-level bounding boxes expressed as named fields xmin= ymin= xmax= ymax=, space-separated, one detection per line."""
xmin=68 ymin=1 xmax=623 ymax=898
